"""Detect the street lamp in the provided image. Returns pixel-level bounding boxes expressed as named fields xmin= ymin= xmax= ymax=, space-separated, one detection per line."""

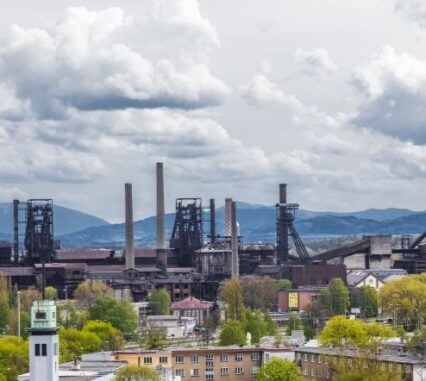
xmin=17 ymin=291 xmax=21 ymax=337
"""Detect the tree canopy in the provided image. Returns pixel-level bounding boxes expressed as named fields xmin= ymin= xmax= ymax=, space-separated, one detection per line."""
xmin=82 ymin=320 xmax=124 ymax=351
xmin=74 ymin=280 xmax=114 ymax=308
xmin=219 ymin=320 xmax=246 ymax=346
xmin=379 ymin=274 xmax=426 ymax=330
xmin=240 ymin=276 xmax=278 ymax=310
xmin=286 ymin=313 xmax=303 ymax=336
xmin=0 ymin=336 xmax=28 ymax=381
xmin=87 ymin=297 xmax=139 ymax=337
xmin=59 ymin=327 xmax=101 ymax=363
xmin=320 ymin=278 xmax=350 ymax=317
xmin=245 ymin=309 xmax=277 ymax=344
xmin=114 ymin=365 xmax=161 ymax=381
xmin=149 ymin=288 xmax=171 ymax=315
xmin=256 ymin=358 xmax=302 ymax=381
xmin=220 ymin=278 xmax=246 ymax=324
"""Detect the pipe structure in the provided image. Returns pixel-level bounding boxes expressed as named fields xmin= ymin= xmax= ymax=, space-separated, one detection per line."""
xmin=125 ymin=183 xmax=135 ymax=269
xmin=210 ymin=199 xmax=216 ymax=244
xmin=231 ymin=201 xmax=239 ymax=277
xmin=13 ymin=199 xmax=19 ymax=265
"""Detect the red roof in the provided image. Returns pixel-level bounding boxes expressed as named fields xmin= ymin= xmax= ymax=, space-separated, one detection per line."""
xmin=171 ymin=296 xmax=212 ymax=310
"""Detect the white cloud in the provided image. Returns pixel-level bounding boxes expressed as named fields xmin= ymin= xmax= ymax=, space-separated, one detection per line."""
xmin=0 ymin=5 xmax=228 ymax=119
xmin=390 ymin=0 xmax=426 ymax=28
xmin=294 ymin=48 xmax=338 ymax=76
xmin=352 ymin=45 xmax=426 ymax=143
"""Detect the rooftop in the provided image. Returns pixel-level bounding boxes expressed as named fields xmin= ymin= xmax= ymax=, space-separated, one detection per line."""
xmin=171 ymin=296 xmax=212 ymax=310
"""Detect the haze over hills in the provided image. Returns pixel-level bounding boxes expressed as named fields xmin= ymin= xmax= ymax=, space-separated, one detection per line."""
xmin=56 ymin=203 xmax=426 ymax=249
xmin=0 ymin=202 xmax=110 ymax=236
xmin=1 ymin=201 xmax=425 ymax=248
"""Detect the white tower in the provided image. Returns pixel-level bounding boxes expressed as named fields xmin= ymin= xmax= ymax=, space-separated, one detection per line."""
xmin=28 ymin=300 xmax=59 ymax=381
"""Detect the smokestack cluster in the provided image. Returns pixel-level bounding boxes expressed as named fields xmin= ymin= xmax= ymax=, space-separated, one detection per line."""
xmin=125 ymin=183 xmax=135 ymax=269
xmin=156 ymin=162 xmax=167 ymax=271
xmin=231 ymin=201 xmax=239 ymax=277
xmin=277 ymin=183 xmax=289 ymax=264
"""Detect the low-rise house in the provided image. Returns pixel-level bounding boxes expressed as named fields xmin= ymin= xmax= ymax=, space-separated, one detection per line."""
xmin=347 ymin=268 xmax=407 ymax=290
xmin=171 ymin=296 xmax=212 ymax=325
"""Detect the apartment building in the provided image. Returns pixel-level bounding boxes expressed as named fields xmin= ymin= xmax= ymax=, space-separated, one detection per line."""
xmin=114 ymin=349 xmax=172 ymax=370
xmin=171 ymin=347 xmax=263 ymax=381
xmin=295 ymin=347 xmax=426 ymax=381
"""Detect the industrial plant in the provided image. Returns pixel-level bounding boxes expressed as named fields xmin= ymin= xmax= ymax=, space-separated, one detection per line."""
xmin=0 ymin=163 xmax=425 ymax=302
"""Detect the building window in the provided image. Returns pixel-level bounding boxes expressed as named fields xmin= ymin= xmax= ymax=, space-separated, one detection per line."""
xmin=206 ymin=354 xmax=214 ymax=366
xmin=396 ymin=364 xmax=401 ymax=372
xmin=318 ymin=355 xmax=322 ymax=364
xmin=235 ymin=368 xmax=243 ymax=375
xmin=265 ymin=354 xmax=270 ymax=362
xmin=53 ymin=343 xmax=58 ymax=356
xmin=220 ymin=354 xmax=229 ymax=362
xmin=303 ymin=369 xmax=308 ymax=376
xmin=381 ymin=363 xmax=386 ymax=371
xmin=235 ymin=353 xmax=243 ymax=362
xmin=144 ymin=357 xmax=152 ymax=364
xmin=160 ymin=356 xmax=168 ymax=364
xmin=251 ymin=367 xmax=259 ymax=374
xmin=348 ymin=358 xmax=352 ymax=367
xmin=220 ymin=368 xmax=229 ymax=376
xmin=35 ymin=344 xmax=40 ymax=356
xmin=303 ymin=354 xmax=307 ymax=361
xmin=176 ymin=355 xmax=185 ymax=364
xmin=190 ymin=369 xmax=199 ymax=377
xmin=205 ymin=368 xmax=214 ymax=380
xmin=191 ymin=355 xmax=199 ymax=363
xmin=251 ymin=352 xmax=260 ymax=361
xmin=389 ymin=364 xmax=393 ymax=371
xmin=405 ymin=365 xmax=411 ymax=374
xmin=311 ymin=368 xmax=315 ymax=376
xmin=176 ymin=369 xmax=184 ymax=377
xmin=42 ymin=344 xmax=47 ymax=356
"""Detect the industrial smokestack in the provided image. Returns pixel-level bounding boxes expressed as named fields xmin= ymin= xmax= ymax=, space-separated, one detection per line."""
xmin=210 ymin=199 xmax=216 ymax=244
xmin=125 ymin=183 xmax=135 ymax=269
xmin=231 ymin=201 xmax=239 ymax=277
xmin=156 ymin=163 xmax=167 ymax=271
xmin=277 ymin=183 xmax=289 ymax=264
xmin=13 ymin=199 xmax=19 ymax=265
xmin=224 ymin=198 xmax=233 ymax=237
xmin=156 ymin=163 xmax=165 ymax=250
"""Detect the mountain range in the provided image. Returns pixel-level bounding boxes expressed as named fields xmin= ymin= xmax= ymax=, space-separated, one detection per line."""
xmin=1 ymin=201 xmax=425 ymax=249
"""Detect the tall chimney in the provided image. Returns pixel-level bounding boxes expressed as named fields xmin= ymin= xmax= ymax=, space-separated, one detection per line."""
xmin=231 ymin=201 xmax=239 ymax=277
xmin=156 ymin=163 xmax=167 ymax=271
xmin=210 ymin=199 xmax=216 ymax=244
xmin=13 ymin=199 xmax=19 ymax=265
xmin=277 ymin=183 xmax=289 ymax=264
xmin=125 ymin=183 xmax=135 ymax=269
xmin=224 ymin=198 xmax=233 ymax=237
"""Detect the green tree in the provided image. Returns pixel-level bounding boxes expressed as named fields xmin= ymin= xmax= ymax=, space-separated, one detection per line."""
xmin=276 ymin=279 xmax=292 ymax=291
xmin=359 ymin=286 xmax=378 ymax=318
xmin=219 ymin=320 xmax=246 ymax=346
xmin=0 ymin=336 xmax=29 ymax=381
xmin=201 ymin=316 xmax=215 ymax=345
xmin=286 ymin=313 xmax=303 ymax=336
xmin=256 ymin=358 xmax=302 ymax=381
xmin=88 ymin=297 xmax=139 ymax=338
xmin=82 ymin=320 xmax=124 ymax=351
xmin=240 ymin=276 xmax=278 ymax=310
xmin=149 ymin=288 xmax=171 ymax=315
xmin=74 ymin=280 xmax=114 ymax=308
xmin=44 ymin=286 xmax=58 ymax=300
xmin=220 ymin=278 xmax=246 ymax=323
xmin=244 ymin=309 xmax=277 ymax=344
xmin=59 ymin=327 xmax=101 ymax=363
xmin=141 ymin=327 xmax=168 ymax=349
xmin=405 ymin=325 xmax=426 ymax=357
xmin=57 ymin=302 xmax=86 ymax=329
xmin=320 ymin=278 xmax=350 ymax=317
xmin=0 ymin=299 xmax=9 ymax=333
xmin=114 ymin=365 xmax=161 ymax=381
xmin=6 ymin=309 xmax=30 ymax=338
xmin=379 ymin=275 xmax=426 ymax=330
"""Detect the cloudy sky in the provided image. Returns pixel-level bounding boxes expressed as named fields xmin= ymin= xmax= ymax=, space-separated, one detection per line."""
xmin=1 ymin=0 xmax=426 ymax=222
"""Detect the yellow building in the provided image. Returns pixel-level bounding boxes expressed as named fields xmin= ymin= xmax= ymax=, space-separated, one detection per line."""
xmin=114 ymin=349 xmax=172 ymax=369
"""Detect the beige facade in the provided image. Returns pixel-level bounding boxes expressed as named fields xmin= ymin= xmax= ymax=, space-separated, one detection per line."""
xmin=114 ymin=350 xmax=172 ymax=370
xmin=171 ymin=347 xmax=262 ymax=381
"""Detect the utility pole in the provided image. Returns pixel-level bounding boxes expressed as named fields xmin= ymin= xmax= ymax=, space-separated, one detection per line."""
xmin=17 ymin=291 xmax=21 ymax=337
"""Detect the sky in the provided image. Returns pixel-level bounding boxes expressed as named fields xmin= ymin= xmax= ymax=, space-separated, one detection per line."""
xmin=1 ymin=0 xmax=426 ymax=222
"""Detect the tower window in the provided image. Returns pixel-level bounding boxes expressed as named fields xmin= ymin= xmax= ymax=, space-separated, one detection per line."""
xmin=42 ymin=344 xmax=47 ymax=356
xmin=35 ymin=344 xmax=40 ymax=356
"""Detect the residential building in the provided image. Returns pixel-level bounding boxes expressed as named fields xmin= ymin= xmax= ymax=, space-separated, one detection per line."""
xmin=171 ymin=346 xmax=263 ymax=381
xmin=171 ymin=296 xmax=213 ymax=325
xmin=347 ymin=268 xmax=407 ymax=290
xmin=295 ymin=346 xmax=426 ymax=381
